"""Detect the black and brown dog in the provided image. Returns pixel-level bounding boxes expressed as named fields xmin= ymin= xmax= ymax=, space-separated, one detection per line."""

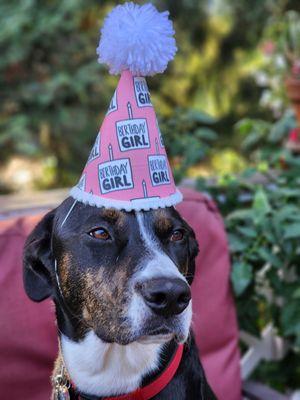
xmin=23 ymin=197 xmax=216 ymax=399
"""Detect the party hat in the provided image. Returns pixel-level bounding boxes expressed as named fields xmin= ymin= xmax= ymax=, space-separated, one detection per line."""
xmin=70 ymin=2 xmax=182 ymax=211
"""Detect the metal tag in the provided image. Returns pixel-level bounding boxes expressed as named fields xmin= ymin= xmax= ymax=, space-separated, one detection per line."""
xmin=54 ymin=385 xmax=70 ymax=400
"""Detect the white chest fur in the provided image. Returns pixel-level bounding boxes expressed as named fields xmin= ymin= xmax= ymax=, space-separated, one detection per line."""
xmin=61 ymin=331 xmax=162 ymax=397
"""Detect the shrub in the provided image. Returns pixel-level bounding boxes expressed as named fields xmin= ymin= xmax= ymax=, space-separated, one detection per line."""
xmin=197 ymin=113 xmax=300 ymax=390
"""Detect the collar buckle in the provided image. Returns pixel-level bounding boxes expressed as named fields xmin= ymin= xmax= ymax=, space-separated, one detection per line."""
xmin=54 ymin=365 xmax=71 ymax=400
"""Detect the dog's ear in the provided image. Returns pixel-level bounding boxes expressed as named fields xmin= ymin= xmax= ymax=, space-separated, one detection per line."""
xmin=186 ymin=230 xmax=199 ymax=285
xmin=23 ymin=210 xmax=56 ymax=302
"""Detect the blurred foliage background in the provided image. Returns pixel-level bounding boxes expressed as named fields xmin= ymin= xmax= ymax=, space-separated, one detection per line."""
xmin=2 ymin=0 xmax=300 ymax=394
xmin=1 ymin=0 xmax=299 ymax=191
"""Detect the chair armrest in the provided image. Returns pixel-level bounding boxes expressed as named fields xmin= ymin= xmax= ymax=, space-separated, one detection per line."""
xmin=242 ymin=381 xmax=289 ymax=400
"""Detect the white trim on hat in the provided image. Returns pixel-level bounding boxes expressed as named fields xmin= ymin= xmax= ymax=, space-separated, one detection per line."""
xmin=69 ymin=186 xmax=183 ymax=211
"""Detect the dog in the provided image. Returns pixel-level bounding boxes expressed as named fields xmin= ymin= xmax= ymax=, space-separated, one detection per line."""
xmin=23 ymin=197 xmax=216 ymax=399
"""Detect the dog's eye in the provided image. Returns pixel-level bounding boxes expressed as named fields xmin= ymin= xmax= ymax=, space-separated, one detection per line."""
xmin=89 ymin=228 xmax=110 ymax=240
xmin=170 ymin=229 xmax=184 ymax=242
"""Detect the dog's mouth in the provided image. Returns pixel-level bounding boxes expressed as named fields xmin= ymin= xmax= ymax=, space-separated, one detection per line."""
xmin=146 ymin=326 xmax=172 ymax=336
xmin=137 ymin=326 xmax=174 ymax=344
xmin=137 ymin=333 xmax=174 ymax=344
xmin=137 ymin=331 xmax=186 ymax=345
xmin=136 ymin=322 xmax=188 ymax=345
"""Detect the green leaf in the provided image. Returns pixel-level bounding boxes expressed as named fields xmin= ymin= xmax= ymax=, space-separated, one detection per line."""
xmin=252 ymin=188 xmax=271 ymax=223
xmin=277 ymin=188 xmax=300 ymax=198
xmin=283 ymin=223 xmax=300 ymax=239
xmin=231 ymin=262 xmax=253 ymax=296
xmin=281 ymin=301 xmax=300 ymax=336
xmin=293 ymin=287 xmax=300 ymax=299
xmin=268 ymin=118 xmax=290 ymax=143
xmin=226 ymin=209 xmax=254 ymax=221
xmin=228 ymin=233 xmax=248 ymax=252
xmin=237 ymin=226 xmax=257 ymax=238
xmin=186 ymin=109 xmax=216 ymax=124
xmin=235 ymin=118 xmax=254 ymax=135
xmin=257 ymin=247 xmax=282 ymax=268
xmin=242 ymin=131 xmax=264 ymax=150
xmin=276 ymin=205 xmax=300 ymax=222
xmin=194 ymin=127 xmax=218 ymax=141
xmin=264 ymin=223 xmax=278 ymax=243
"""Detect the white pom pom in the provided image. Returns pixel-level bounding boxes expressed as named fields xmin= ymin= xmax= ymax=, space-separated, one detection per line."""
xmin=97 ymin=2 xmax=177 ymax=76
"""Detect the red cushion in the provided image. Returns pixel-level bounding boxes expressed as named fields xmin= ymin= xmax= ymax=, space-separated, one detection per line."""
xmin=177 ymin=188 xmax=241 ymax=400
xmin=0 ymin=189 xmax=241 ymax=399
xmin=0 ymin=215 xmax=57 ymax=399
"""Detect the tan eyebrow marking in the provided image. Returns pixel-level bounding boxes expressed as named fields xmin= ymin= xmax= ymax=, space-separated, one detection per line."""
xmin=154 ymin=210 xmax=173 ymax=233
xmin=102 ymin=208 xmax=120 ymax=220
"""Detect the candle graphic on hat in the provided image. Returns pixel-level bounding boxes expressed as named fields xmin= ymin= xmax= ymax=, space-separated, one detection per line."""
xmin=127 ymin=102 xmax=133 ymax=119
xmin=155 ymin=138 xmax=160 ymax=155
xmin=70 ymin=2 xmax=182 ymax=211
xmin=108 ymin=143 xmax=114 ymax=161
xmin=142 ymin=180 xmax=148 ymax=198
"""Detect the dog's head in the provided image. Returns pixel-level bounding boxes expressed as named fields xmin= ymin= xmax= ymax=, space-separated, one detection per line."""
xmin=23 ymin=198 xmax=198 ymax=345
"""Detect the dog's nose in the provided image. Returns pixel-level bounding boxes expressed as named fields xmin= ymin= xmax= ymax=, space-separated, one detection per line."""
xmin=137 ymin=278 xmax=191 ymax=317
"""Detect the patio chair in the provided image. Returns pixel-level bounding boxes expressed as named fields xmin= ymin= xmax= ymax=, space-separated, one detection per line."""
xmin=0 ymin=187 xmax=290 ymax=399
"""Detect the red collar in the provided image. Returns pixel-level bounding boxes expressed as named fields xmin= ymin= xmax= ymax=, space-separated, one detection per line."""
xmin=76 ymin=344 xmax=184 ymax=400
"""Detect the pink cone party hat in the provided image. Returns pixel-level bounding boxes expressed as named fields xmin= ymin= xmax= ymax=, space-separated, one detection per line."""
xmin=70 ymin=2 xmax=182 ymax=211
